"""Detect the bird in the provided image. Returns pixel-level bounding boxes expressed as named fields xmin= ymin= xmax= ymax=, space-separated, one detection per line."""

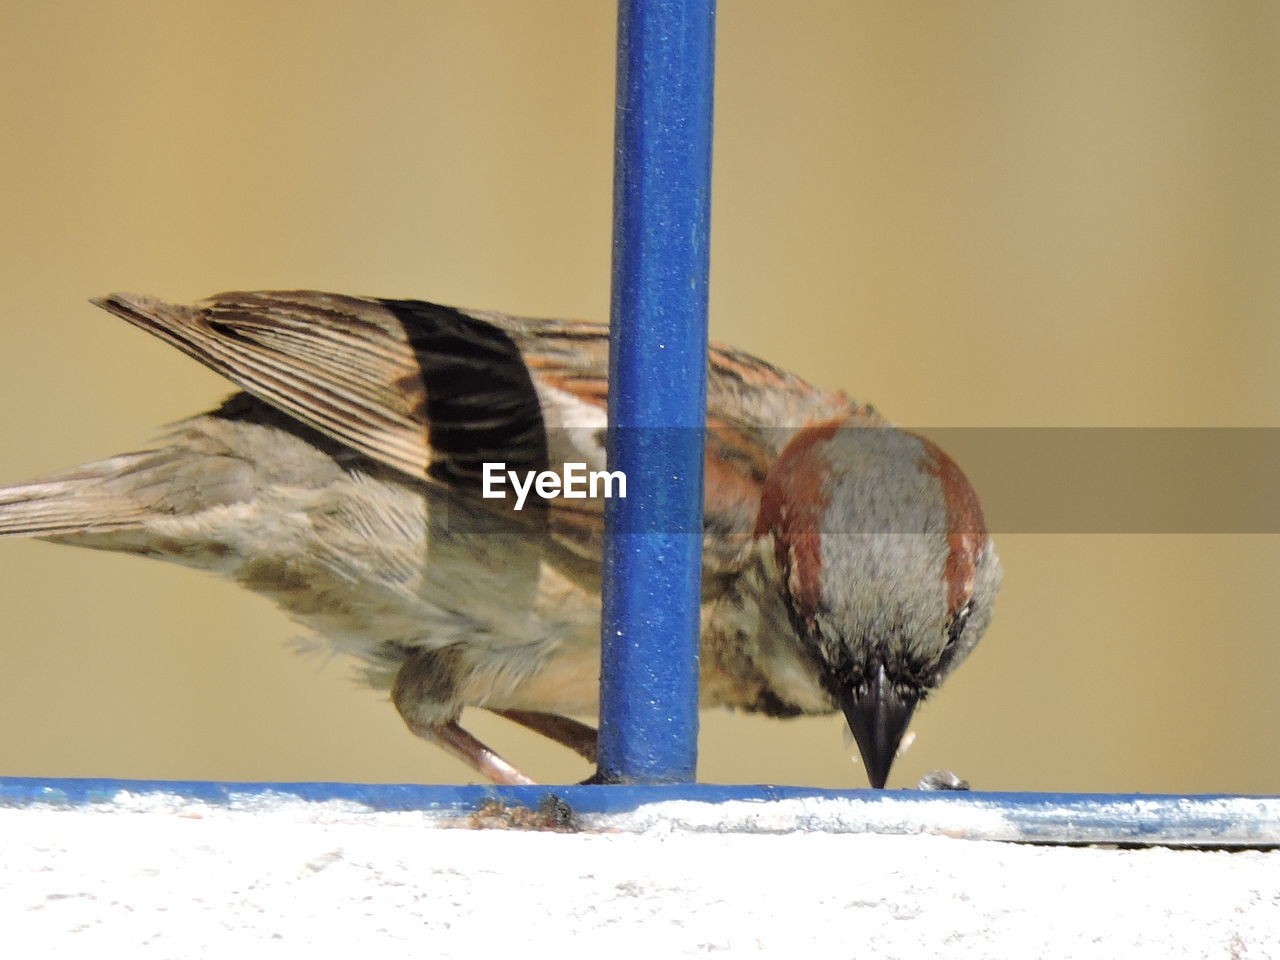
xmin=0 ymin=291 xmax=1001 ymax=788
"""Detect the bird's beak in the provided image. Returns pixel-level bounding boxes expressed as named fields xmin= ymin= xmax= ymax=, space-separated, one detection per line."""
xmin=839 ymin=662 xmax=918 ymax=789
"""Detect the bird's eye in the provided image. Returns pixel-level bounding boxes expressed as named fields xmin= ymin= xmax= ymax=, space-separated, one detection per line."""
xmin=946 ymin=602 xmax=973 ymax=647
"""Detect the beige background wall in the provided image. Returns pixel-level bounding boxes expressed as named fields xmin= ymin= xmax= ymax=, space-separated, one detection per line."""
xmin=0 ymin=1 xmax=1276 ymax=793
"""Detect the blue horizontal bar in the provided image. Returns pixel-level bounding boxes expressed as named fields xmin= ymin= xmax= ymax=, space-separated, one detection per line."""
xmin=600 ymin=0 xmax=717 ymax=784
xmin=4 ymin=778 xmax=1277 ymax=847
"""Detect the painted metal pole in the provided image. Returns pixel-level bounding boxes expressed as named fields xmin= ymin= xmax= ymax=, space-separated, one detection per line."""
xmin=598 ymin=0 xmax=716 ymax=784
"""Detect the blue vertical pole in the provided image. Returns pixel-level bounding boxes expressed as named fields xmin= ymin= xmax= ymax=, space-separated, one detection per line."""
xmin=598 ymin=0 xmax=716 ymax=784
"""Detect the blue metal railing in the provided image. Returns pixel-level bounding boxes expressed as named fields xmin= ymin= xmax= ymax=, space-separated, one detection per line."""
xmin=4 ymin=778 xmax=1278 ymax=847
xmin=598 ymin=0 xmax=716 ymax=785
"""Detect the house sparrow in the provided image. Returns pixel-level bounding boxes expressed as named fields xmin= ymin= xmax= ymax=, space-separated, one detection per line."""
xmin=0 ymin=291 xmax=1001 ymax=787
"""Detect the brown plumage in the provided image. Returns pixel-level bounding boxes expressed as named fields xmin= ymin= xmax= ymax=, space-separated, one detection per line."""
xmin=0 ymin=291 xmax=1001 ymax=786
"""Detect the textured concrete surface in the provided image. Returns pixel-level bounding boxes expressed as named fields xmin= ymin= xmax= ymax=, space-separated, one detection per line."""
xmin=1 ymin=800 xmax=1277 ymax=958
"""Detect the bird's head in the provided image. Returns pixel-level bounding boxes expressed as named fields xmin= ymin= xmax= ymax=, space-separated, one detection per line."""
xmin=754 ymin=418 xmax=1001 ymax=788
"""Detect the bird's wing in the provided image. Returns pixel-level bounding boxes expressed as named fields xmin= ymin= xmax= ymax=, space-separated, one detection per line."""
xmin=93 ymin=290 xmax=864 ymax=570
xmin=95 ymin=291 xmax=541 ymax=484
xmin=496 ymin=310 xmax=869 ymax=563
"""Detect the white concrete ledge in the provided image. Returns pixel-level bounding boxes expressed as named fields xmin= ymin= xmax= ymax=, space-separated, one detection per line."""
xmin=2 ymin=797 xmax=1278 ymax=957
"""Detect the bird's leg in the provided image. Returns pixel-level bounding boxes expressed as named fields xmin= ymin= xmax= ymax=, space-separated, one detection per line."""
xmin=400 ymin=717 xmax=537 ymax=786
xmin=392 ymin=645 xmax=537 ymax=786
xmin=491 ymin=709 xmax=598 ymax=764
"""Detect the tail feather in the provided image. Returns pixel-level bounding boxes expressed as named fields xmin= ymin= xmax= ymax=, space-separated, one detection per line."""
xmin=0 ymin=453 xmax=165 ymax=538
